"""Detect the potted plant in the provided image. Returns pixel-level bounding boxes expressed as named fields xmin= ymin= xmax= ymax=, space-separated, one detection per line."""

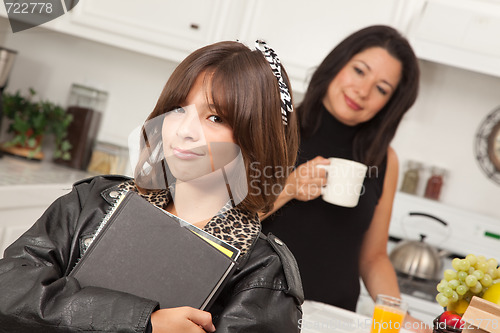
xmin=1 ymin=88 xmax=73 ymax=160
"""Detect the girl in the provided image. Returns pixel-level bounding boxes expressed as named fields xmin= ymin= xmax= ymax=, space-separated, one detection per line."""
xmin=0 ymin=41 xmax=302 ymax=333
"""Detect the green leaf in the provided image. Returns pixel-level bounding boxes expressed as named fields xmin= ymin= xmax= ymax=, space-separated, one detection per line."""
xmin=27 ymin=137 xmax=37 ymax=148
xmin=61 ymin=140 xmax=72 ymax=152
xmin=62 ymin=152 xmax=71 ymax=160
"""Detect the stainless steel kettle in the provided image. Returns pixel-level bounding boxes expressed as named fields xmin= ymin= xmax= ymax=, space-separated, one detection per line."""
xmin=389 ymin=234 xmax=444 ymax=280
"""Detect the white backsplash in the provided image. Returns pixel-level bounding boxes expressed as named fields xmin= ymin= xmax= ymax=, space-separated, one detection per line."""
xmin=392 ymin=60 xmax=500 ymax=220
xmin=1 ymin=17 xmax=499 ymax=220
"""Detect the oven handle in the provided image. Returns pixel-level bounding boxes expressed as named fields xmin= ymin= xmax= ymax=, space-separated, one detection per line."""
xmin=409 ymin=212 xmax=448 ymax=226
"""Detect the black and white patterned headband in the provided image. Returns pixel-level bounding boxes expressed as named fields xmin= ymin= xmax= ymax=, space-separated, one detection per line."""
xmin=255 ymin=40 xmax=293 ymax=126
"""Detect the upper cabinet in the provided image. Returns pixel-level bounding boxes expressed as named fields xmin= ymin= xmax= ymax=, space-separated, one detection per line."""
xmin=24 ymin=0 xmax=399 ymax=93
xmin=4 ymin=0 xmax=499 ymax=89
xmin=235 ymin=0 xmax=400 ymax=92
xmin=404 ymin=0 xmax=500 ymax=77
xmin=46 ymin=0 xmax=243 ymax=63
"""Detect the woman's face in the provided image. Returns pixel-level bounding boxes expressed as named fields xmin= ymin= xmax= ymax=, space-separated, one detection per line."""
xmin=322 ymin=47 xmax=402 ymax=126
xmin=162 ymin=74 xmax=236 ymax=182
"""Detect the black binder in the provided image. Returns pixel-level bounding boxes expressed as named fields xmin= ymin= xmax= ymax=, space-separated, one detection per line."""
xmin=69 ymin=191 xmax=240 ymax=310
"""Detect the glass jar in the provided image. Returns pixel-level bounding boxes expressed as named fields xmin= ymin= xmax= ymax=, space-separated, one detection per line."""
xmin=54 ymin=84 xmax=109 ymax=169
xmin=424 ymin=167 xmax=447 ymax=200
xmin=400 ymin=160 xmax=422 ymax=195
xmin=67 ymin=83 xmax=108 ymax=111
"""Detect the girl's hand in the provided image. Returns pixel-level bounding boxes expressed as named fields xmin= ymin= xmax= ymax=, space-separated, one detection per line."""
xmin=151 ymin=306 xmax=216 ymax=333
xmin=284 ymin=156 xmax=329 ymax=202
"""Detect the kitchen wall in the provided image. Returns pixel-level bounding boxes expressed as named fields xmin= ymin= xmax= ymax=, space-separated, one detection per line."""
xmin=0 ymin=16 xmax=177 ymax=146
xmin=392 ymin=60 xmax=500 ymax=220
xmin=1 ymin=17 xmax=499 ymax=220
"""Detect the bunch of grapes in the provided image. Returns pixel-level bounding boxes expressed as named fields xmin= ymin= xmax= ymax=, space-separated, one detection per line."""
xmin=435 ymin=254 xmax=500 ymax=308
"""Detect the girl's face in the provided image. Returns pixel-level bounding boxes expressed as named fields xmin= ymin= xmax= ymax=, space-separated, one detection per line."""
xmin=322 ymin=47 xmax=402 ymax=126
xmin=162 ymin=74 xmax=236 ymax=182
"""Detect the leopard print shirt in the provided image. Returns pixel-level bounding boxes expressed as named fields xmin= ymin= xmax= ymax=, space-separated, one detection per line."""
xmin=118 ymin=180 xmax=261 ymax=256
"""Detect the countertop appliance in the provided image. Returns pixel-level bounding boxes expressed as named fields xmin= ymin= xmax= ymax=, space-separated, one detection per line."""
xmin=302 ymin=300 xmax=413 ymax=333
xmin=0 ymin=47 xmax=17 ymax=158
xmin=54 ymin=84 xmax=108 ymax=170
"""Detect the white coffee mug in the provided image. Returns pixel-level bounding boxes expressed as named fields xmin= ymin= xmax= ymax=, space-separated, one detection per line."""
xmin=317 ymin=158 xmax=368 ymax=207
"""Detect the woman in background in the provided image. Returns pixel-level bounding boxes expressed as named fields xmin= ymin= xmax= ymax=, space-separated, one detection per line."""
xmin=262 ymin=25 xmax=426 ymax=330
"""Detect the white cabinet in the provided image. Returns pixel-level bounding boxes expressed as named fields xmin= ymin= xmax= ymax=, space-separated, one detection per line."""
xmin=0 ymin=185 xmax=71 ymax=257
xmin=50 ymin=0 xmax=401 ymax=92
xmin=235 ymin=0 xmax=400 ymax=92
xmin=404 ymin=0 xmax=500 ymax=77
xmin=52 ymin=0 xmax=241 ymax=63
xmin=1 ymin=0 xmax=405 ymax=92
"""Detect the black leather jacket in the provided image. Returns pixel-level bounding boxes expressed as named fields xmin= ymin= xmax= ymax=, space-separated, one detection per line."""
xmin=0 ymin=176 xmax=303 ymax=333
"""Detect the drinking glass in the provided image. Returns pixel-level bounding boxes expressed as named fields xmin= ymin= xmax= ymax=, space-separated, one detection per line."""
xmin=370 ymin=294 xmax=408 ymax=333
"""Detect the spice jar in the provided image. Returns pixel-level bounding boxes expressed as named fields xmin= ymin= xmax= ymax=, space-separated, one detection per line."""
xmin=400 ymin=160 xmax=422 ymax=195
xmin=424 ymin=167 xmax=446 ymax=200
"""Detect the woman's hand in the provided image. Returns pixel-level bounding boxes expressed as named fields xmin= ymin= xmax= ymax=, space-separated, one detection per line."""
xmin=259 ymin=156 xmax=330 ymax=220
xmin=284 ymin=156 xmax=330 ymax=202
xmin=151 ymin=306 xmax=216 ymax=333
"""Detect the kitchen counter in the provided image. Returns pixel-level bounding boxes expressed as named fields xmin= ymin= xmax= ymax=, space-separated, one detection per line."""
xmin=302 ymin=300 xmax=414 ymax=333
xmin=0 ymin=154 xmax=95 ymax=186
xmin=0 ymin=154 xmax=97 ymax=256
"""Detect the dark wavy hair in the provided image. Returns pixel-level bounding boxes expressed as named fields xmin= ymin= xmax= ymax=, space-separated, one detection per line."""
xmin=134 ymin=41 xmax=299 ymax=214
xmin=299 ymin=25 xmax=420 ymax=167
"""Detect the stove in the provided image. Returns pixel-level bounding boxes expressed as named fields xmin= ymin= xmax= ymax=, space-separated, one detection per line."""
xmin=396 ymin=272 xmax=439 ymax=303
xmin=389 ymin=192 xmax=500 ymax=261
xmin=384 ymin=191 xmax=500 ymax=325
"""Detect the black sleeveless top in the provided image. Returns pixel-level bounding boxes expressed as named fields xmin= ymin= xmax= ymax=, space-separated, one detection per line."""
xmin=262 ymin=105 xmax=387 ymax=311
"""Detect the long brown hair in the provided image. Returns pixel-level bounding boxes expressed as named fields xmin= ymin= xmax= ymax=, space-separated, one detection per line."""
xmin=134 ymin=41 xmax=299 ymax=214
xmin=299 ymin=25 xmax=420 ymax=167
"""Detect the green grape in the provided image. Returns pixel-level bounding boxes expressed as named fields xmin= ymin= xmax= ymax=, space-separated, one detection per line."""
xmin=477 ymin=255 xmax=487 ymax=263
xmin=466 ymin=254 xmax=478 ymax=267
xmin=436 ymin=293 xmax=450 ymax=307
xmin=477 ymin=262 xmax=489 ymax=273
xmin=450 ymin=291 xmax=459 ymax=303
xmin=466 ymin=275 xmax=478 ymax=287
xmin=437 ymin=281 xmax=448 ymax=293
xmin=480 ymin=274 xmax=493 ymax=287
xmin=487 ymin=268 xmax=496 ymax=278
xmin=444 ymin=269 xmax=458 ymax=281
xmin=470 ymin=282 xmax=483 ymax=294
xmin=487 ymin=258 xmax=498 ymax=269
xmin=442 ymin=286 xmax=453 ymax=297
xmin=457 ymin=259 xmax=471 ymax=271
xmin=456 ymin=284 xmax=468 ymax=296
xmin=452 ymin=258 xmax=462 ymax=271
xmin=469 ymin=267 xmax=476 ymax=274
xmin=473 ymin=270 xmax=485 ymax=280
xmin=448 ymin=279 xmax=460 ymax=290
xmin=458 ymin=271 xmax=468 ymax=282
